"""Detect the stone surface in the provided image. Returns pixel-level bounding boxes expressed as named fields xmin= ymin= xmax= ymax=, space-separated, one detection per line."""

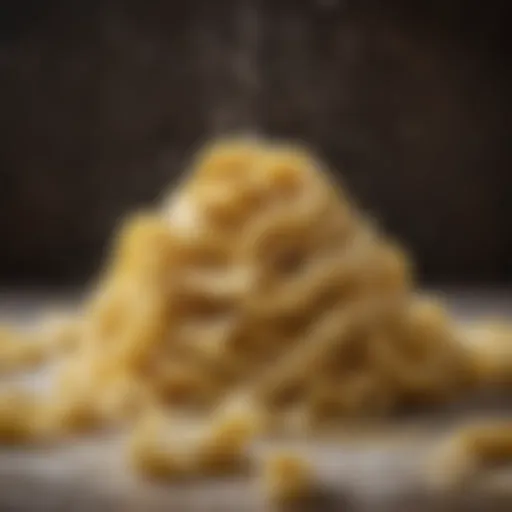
xmin=0 ymin=289 xmax=510 ymax=511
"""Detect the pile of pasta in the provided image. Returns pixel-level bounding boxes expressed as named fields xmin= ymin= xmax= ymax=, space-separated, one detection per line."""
xmin=0 ymin=139 xmax=510 ymax=483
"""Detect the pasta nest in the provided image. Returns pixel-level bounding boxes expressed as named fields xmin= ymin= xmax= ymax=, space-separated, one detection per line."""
xmin=0 ymin=139 xmax=488 ymax=439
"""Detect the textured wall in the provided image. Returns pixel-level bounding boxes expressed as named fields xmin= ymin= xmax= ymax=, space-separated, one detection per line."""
xmin=0 ymin=0 xmax=511 ymax=284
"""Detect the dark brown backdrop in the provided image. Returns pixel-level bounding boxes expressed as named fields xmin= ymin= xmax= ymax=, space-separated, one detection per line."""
xmin=0 ymin=0 xmax=511 ymax=284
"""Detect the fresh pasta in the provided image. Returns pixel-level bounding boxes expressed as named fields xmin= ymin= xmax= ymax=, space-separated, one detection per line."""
xmin=0 ymin=138 xmax=510 ymax=481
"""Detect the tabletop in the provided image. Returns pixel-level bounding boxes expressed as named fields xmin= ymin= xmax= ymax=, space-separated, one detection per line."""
xmin=0 ymin=287 xmax=511 ymax=512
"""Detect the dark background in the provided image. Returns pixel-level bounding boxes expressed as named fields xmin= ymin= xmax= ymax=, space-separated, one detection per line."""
xmin=0 ymin=0 xmax=511 ymax=286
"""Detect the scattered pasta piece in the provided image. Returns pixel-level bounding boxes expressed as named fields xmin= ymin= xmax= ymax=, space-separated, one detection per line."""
xmin=0 ymin=327 xmax=47 ymax=372
xmin=429 ymin=421 xmax=512 ymax=489
xmin=263 ymin=451 xmax=315 ymax=503
xmin=193 ymin=408 xmax=259 ymax=475
xmin=43 ymin=391 xmax=101 ymax=436
xmin=463 ymin=322 xmax=512 ymax=387
xmin=128 ymin=410 xmax=192 ymax=480
xmin=0 ymin=390 xmax=44 ymax=444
